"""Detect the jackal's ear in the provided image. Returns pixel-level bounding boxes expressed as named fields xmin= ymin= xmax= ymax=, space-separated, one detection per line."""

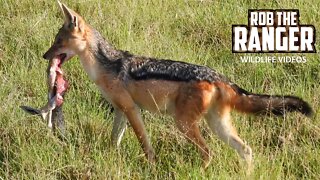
xmin=58 ymin=1 xmax=83 ymax=31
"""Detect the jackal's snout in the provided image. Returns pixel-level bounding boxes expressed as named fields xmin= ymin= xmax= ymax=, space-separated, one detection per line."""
xmin=42 ymin=45 xmax=57 ymax=60
xmin=42 ymin=51 xmax=50 ymax=60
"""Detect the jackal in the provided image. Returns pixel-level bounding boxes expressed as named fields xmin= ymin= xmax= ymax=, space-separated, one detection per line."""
xmin=42 ymin=1 xmax=313 ymax=168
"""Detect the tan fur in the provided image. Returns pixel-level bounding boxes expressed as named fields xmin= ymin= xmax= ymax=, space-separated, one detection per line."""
xmin=126 ymin=80 xmax=180 ymax=114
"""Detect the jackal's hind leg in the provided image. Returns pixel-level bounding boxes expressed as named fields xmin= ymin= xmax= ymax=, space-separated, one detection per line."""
xmin=174 ymin=108 xmax=211 ymax=168
xmin=205 ymin=106 xmax=253 ymax=170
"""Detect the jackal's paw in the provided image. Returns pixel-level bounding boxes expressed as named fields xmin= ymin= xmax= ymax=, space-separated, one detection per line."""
xmin=202 ymin=156 xmax=212 ymax=169
xmin=243 ymin=146 xmax=253 ymax=164
xmin=242 ymin=146 xmax=253 ymax=174
xmin=145 ymin=149 xmax=156 ymax=164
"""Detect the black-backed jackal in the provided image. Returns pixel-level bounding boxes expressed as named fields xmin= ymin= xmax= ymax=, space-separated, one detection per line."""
xmin=42 ymin=2 xmax=313 ymax=169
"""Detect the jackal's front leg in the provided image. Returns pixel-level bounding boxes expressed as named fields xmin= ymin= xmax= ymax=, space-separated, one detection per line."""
xmin=122 ymin=105 xmax=155 ymax=162
xmin=111 ymin=108 xmax=127 ymax=147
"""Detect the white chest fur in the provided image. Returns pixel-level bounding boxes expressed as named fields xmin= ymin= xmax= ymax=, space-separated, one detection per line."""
xmin=79 ymin=54 xmax=98 ymax=82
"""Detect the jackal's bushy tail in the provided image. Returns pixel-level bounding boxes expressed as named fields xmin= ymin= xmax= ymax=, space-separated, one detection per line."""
xmin=231 ymin=85 xmax=313 ymax=117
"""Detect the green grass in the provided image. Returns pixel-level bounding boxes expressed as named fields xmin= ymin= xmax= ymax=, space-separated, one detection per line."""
xmin=1 ymin=0 xmax=320 ymax=179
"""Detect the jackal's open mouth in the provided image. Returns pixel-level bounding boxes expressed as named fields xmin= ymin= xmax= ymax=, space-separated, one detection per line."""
xmin=57 ymin=53 xmax=67 ymax=66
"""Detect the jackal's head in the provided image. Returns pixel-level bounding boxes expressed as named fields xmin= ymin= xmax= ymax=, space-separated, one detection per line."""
xmin=43 ymin=1 xmax=87 ymax=62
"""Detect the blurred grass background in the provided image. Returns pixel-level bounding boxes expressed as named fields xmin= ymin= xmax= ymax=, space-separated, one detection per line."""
xmin=0 ymin=0 xmax=319 ymax=179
